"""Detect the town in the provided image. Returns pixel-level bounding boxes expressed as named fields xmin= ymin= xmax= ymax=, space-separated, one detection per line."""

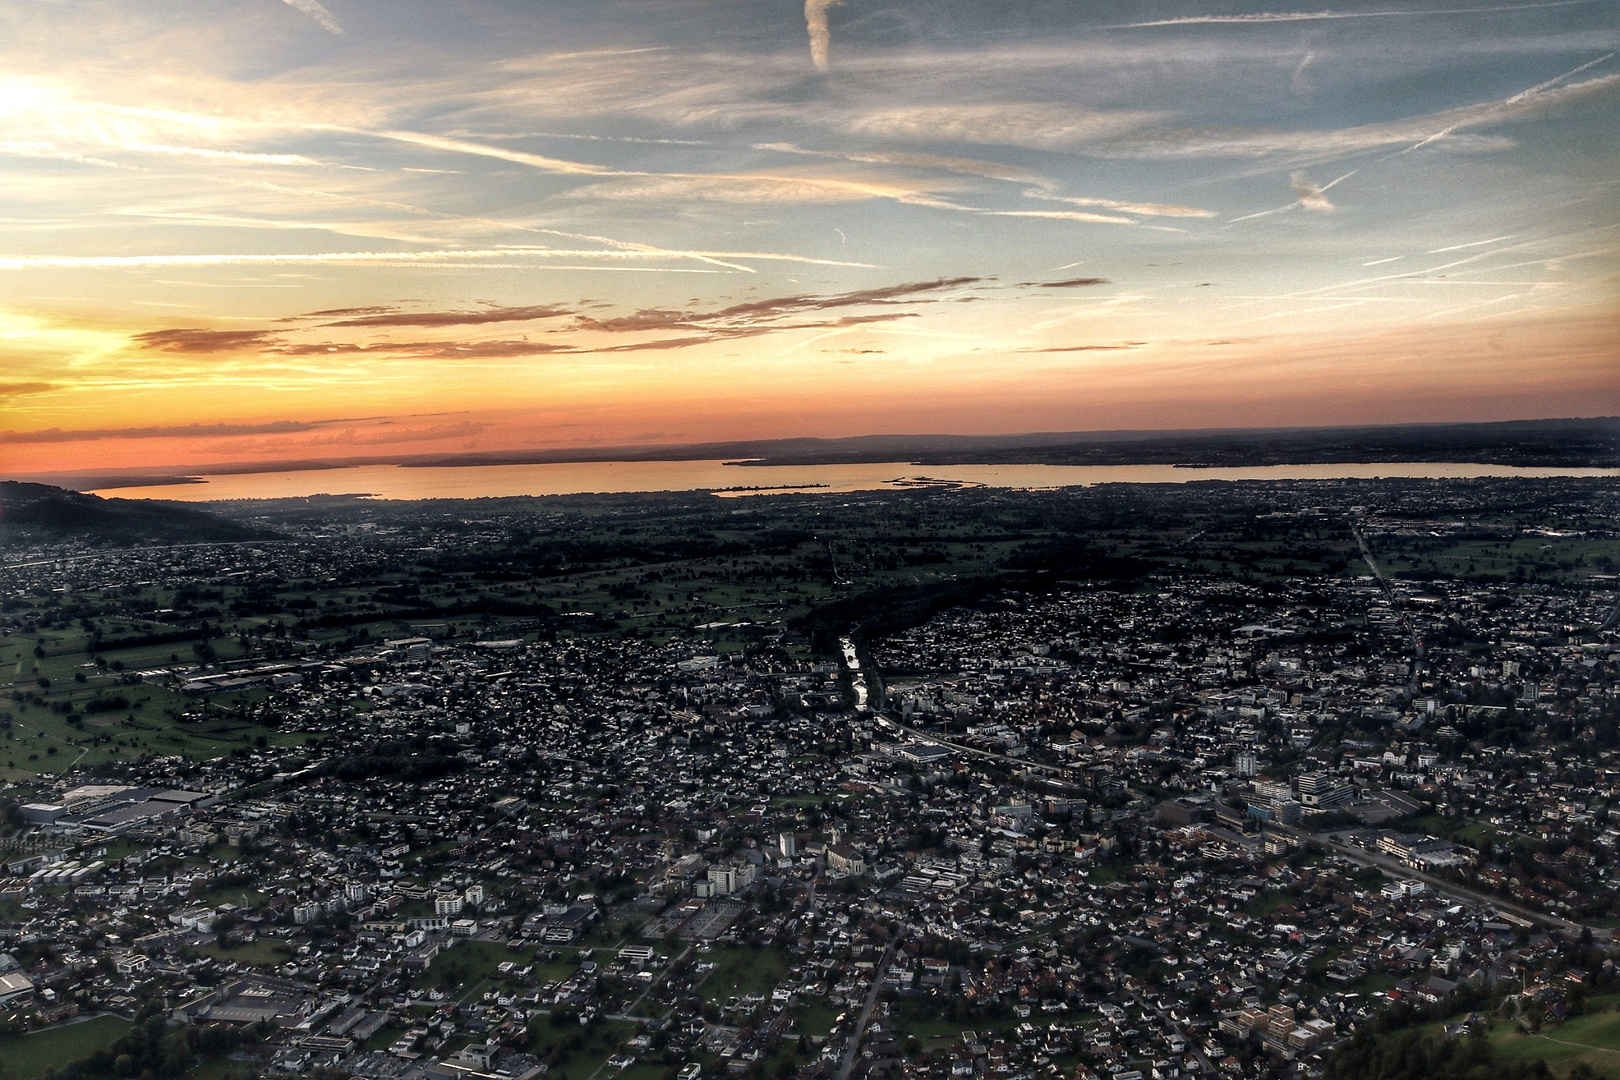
xmin=1 ymin=476 xmax=1618 ymax=1080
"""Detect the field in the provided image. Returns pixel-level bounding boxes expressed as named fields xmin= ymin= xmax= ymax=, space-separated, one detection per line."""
xmin=1488 ymin=1008 xmax=1620 ymax=1079
xmin=0 ymin=1014 xmax=132 ymax=1080
xmin=697 ymin=947 xmax=789 ymax=1003
xmin=525 ymin=1016 xmax=637 ymax=1080
xmin=194 ymin=937 xmax=297 ymax=968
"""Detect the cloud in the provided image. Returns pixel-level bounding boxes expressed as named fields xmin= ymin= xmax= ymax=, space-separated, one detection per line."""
xmin=367 ymin=129 xmax=627 ymax=177
xmin=575 ymin=279 xmax=981 ymax=334
xmin=1291 ymin=172 xmax=1337 ymax=211
xmin=845 ymin=104 xmax=1162 ymax=152
xmin=566 ymin=277 xmax=982 ymax=351
xmin=0 ymin=382 xmax=59 ymax=401
xmin=298 ymin=305 xmax=396 ymax=319
xmin=973 ymin=209 xmax=1141 ymax=226
xmin=587 ymin=312 xmax=919 ymax=353
xmin=1082 ymin=74 xmax=1618 ymax=164
xmin=1026 ymin=193 xmax=1216 ymax=219
xmin=282 ymin=339 xmax=578 ymax=359
xmin=0 ymin=140 xmax=125 ymax=169
xmin=0 ymin=419 xmax=354 ymax=443
xmin=281 ymin=0 xmax=344 ymax=35
xmin=1394 ymin=53 xmax=1615 ymax=156
xmin=1427 ymin=235 xmax=1516 ymax=253
xmin=1022 ymin=278 xmax=1112 ymax=289
xmin=1292 ymin=50 xmax=1317 ymax=94
xmin=1226 ymin=168 xmax=1358 ymax=223
xmin=1018 ymin=342 xmax=1145 ymax=353
xmin=121 ymin=143 xmax=322 ymax=166
xmin=0 ymin=247 xmax=860 ymax=272
xmin=753 ymin=141 xmax=1053 ymax=189
xmin=1109 ymin=2 xmax=1594 ymax=28
xmin=131 ymin=328 xmax=281 ymax=353
xmin=805 ymin=0 xmax=843 ymax=71
xmin=319 ymin=304 xmax=573 ymax=328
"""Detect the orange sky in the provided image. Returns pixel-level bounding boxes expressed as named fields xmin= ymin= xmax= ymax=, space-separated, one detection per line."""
xmin=2 ymin=0 xmax=1617 ymax=478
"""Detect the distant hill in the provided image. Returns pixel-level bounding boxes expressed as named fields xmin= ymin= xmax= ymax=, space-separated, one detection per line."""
xmin=400 ymin=416 xmax=1620 ymax=470
xmin=0 ymin=482 xmax=272 ymax=546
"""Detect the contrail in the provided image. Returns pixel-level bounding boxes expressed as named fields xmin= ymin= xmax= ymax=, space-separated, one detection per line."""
xmin=281 ymin=0 xmax=344 ymax=34
xmin=1399 ymin=51 xmax=1614 ymax=154
xmin=1226 ymin=168 xmax=1356 ymax=223
xmin=806 ymin=0 xmax=843 ymax=70
xmin=1111 ymin=1 xmax=1592 ymax=28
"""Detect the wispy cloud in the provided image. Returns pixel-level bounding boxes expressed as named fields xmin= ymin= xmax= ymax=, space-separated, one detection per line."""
xmin=1291 ymin=171 xmax=1338 ymax=211
xmin=281 ymin=0 xmax=344 ymax=35
xmin=973 ymin=209 xmax=1145 ymax=226
xmin=1292 ymin=50 xmax=1317 ymax=94
xmin=1393 ymin=53 xmax=1615 ymax=156
xmin=277 ymin=339 xmax=578 ymax=359
xmin=1018 ymin=278 xmax=1113 ymax=289
xmin=0 ymin=382 xmax=59 ymax=401
xmin=132 ymin=328 xmax=281 ymax=353
xmin=0 ymin=247 xmax=867 ymax=273
xmin=0 ymin=140 xmax=126 ymax=169
xmin=1427 ymin=235 xmax=1516 ymax=253
xmin=1026 ymin=192 xmax=1216 ymax=219
xmin=0 ymin=418 xmax=355 ymax=443
xmin=317 ymin=304 xmax=572 ymax=328
xmin=1018 ymin=342 xmax=1145 ymax=353
xmin=1227 ymin=169 xmax=1357 ymax=223
xmin=1110 ymin=2 xmax=1594 ymax=28
xmin=805 ymin=0 xmax=842 ymax=71
xmin=577 ymin=277 xmax=982 ymax=335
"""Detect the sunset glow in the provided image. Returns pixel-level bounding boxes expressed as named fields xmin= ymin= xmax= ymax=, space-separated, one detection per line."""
xmin=2 ymin=0 xmax=1617 ymax=477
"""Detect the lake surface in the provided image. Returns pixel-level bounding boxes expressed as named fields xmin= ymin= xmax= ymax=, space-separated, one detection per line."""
xmin=87 ymin=459 xmax=1620 ymax=502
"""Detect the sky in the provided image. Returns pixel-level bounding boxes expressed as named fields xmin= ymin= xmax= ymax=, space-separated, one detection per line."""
xmin=1 ymin=0 xmax=1617 ymax=476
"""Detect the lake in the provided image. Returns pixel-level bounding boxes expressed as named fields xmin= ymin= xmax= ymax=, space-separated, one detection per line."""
xmin=87 ymin=459 xmax=1620 ymax=502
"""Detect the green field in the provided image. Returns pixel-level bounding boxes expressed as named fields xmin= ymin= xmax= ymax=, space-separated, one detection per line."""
xmin=1490 ymin=1008 xmax=1620 ymax=1078
xmin=194 ymin=937 xmax=297 ymax=968
xmin=0 ymin=1014 xmax=133 ymax=1080
xmin=698 ymin=947 xmax=788 ymax=1003
xmin=181 ymin=1057 xmax=261 ymax=1080
xmin=525 ymin=1016 xmax=637 ymax=1080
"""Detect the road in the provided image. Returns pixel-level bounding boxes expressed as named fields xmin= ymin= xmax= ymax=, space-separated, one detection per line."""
xmin=1350 ymin=517 xmax=1425 ymax=692
xmin=835 ymin=944 xmax=893 ymax=1080
xmin=1148 ymin=998 xmax=1215 ymax=1077
xmin=616 ymin=944 xmax=692 ymax=1020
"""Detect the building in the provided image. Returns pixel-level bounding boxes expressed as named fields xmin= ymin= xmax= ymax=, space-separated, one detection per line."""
xmin=1296 ymin=772 xmax=1353 ymax=809
xmin=826 ymin=843 xmax=867 ymax=877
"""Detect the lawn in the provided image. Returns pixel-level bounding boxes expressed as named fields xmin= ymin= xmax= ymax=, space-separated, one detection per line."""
xmin=181 ymin=1057 xmax=261 ymax=1080
xmin=699 ymin=947 xmax=788 ymax=1003
xmin=1491 ymin=1008 xmax=1620 ymax=1078
xmin=795 ymin=1000 xmax=842 ymax=1038
xmin=195 ymin=937 xmax=296 ymax=968
xmin=525 ymin=1016 xmax=637 ymax=1080
xmin=886 ymin=999 xmax=987 ymax=1046
xmin=1 ymin=1014 xmax=133 ymax=1080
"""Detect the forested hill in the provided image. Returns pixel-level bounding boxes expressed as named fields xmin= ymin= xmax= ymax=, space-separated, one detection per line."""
xmin=0 ymin=482 xmax=270 ymax=546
